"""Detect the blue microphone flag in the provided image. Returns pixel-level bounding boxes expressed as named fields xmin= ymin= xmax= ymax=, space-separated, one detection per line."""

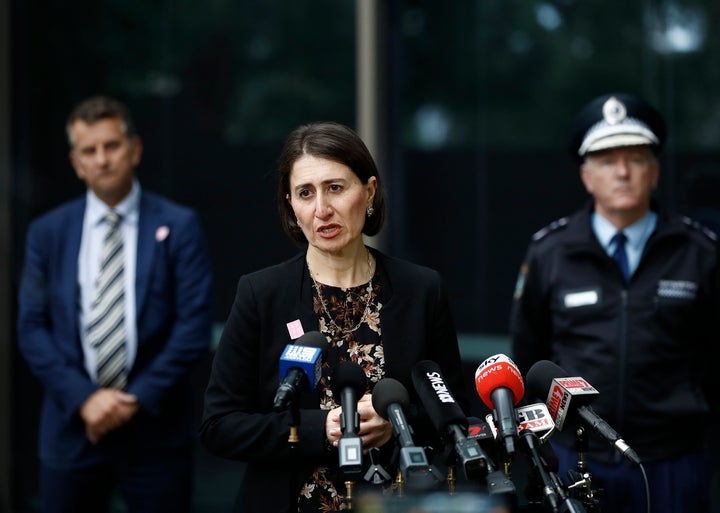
xmin=278 ymin=344 xmax=323 ymax=392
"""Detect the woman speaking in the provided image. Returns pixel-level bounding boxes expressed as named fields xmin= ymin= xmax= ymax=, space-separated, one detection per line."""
xmin=200 ymin=121 xmax=467 ymax=513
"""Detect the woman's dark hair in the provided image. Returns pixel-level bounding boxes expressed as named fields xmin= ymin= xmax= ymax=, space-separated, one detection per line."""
xmin=277 ymin=121 xmax=386 ymax=245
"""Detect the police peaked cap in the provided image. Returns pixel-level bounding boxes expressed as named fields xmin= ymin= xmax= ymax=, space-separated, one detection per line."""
xmin=569 ymin=93 xmax=666 ymax=160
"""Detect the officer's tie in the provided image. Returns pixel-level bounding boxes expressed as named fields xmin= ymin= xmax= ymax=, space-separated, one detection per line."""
xmin=86 ymin=210 xmax=128 ymax=389
xmin=611 ymin=231 xmax=630 ymax=283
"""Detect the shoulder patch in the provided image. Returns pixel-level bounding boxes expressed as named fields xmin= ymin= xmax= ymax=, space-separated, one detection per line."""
xmin=513 ymin=263 xmax=528 ymax=300
xmin=532 ymin=216 xmax=570 ymax=241
xmin=681 ymin=216 xmax=718 ymax=242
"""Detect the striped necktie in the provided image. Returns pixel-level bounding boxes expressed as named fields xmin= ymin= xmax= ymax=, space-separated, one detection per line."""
xmin=611 ymin=231 xmax=630 ymax=283
xmin=86 ymin=210 xmax=128 ymax=389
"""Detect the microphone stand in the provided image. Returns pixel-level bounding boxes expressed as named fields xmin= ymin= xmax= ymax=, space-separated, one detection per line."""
xmin=363 ymin=447 xmax=391 ymax=485
xmin=521 ymin=431 xmax=561 ymax=513
xmin=565 ymin=425 xmax=600 ymax=512
xmin=283 ymin=398 xmax=302 ymax=512
xmin=344 ymin=481 xmax=355 ymax=510
xmin=573 ymin=425 xmax=589 ymax=474
xmin=287 ymin=400 xmax=300 ymax=447
xmin=550 ymin=472 xmax=588 ymax=513
xmin=393 ymin=468 xmax=405 ymax=497
xmin=521 ymin=430 xmax=588 ymax=512
xmin=519 ymin=430 xmax=589 ymax=512
xmin=447 ymin=464 xmax=456 ymax=495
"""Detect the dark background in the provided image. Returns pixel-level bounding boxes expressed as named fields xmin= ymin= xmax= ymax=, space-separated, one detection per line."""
xmin=5 ymin=0 xmax=720 ymax=511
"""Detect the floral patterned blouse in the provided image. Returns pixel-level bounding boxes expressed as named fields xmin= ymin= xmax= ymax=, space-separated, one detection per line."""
xmin=297 ymin=267 xmax=383 ymax=513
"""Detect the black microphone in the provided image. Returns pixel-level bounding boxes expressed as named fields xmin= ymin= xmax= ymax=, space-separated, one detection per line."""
xmin=330 ymin=360 xmax=367 ymax=480
xmin=526 ymin=360 xmax=641 ymax=466
xmin=372 ymin=377 xmax=444 ymax=490
xmin=411 ymin=360 xmax=491 ymax=479
xmin=273 ymin=331 xmax=328 ymax=412
xmin=466 ymin=415 xmax=519 ymax=498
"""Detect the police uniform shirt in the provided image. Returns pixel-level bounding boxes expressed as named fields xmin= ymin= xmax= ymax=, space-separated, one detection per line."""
xmin=591 ymin=210 xmax=657 ymax=279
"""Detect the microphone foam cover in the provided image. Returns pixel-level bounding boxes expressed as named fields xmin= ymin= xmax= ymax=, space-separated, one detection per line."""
xmin=371 ymin=378 xmax=410 ymax=420
xmin=295 ymin=330 xmax=329 ymax=355
xmin=525 ymin=360 xmax=566 ymax=403
xmin=411 ymin=360 xmax=468 ymax=432
xmin=474 ymin=354 xmax=525 ymax=410
xmin=330 ymin=360 xmax=367 ymax=398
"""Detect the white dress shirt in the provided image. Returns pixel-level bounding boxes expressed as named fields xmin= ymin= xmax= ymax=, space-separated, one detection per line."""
xmin=78 ymin=181 xmax=140 ymax=381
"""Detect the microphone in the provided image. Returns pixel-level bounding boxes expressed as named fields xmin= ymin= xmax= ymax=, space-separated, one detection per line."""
xmin=466 ymin=417 xmax=518 ymax=498
xmin=372 ymin=377 xmax=444 ymax=490
xmin=526 ymin=360 xmax=641 ymax=466
xmin=485 ymin=402 xmax=556 ymax=444
xmin=474 ymin=354 xmax=525 ymax=456
xmin=411 ymin=360 xmax=490 ymax=479
xmin=467 ymin=416 xmax=496 ymax=442
xmin=273 ymin=331 xmax=328 ymax=412
xmin=330 ymin=360 xmax=367 ymax=480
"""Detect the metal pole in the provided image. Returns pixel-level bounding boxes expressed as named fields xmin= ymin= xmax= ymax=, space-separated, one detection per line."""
xmin=356 ymin=0 xmax=388 ymax=251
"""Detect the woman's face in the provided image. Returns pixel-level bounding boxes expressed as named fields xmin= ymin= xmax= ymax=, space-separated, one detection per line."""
xmin=288 ymin=155 xmax=376 ymax=255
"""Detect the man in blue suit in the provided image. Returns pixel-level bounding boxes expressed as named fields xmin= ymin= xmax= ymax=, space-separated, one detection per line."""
xmin=17 ymin=95 xmax=214 ymax=513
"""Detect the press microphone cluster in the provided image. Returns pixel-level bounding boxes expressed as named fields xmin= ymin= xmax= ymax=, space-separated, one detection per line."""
xmin=313 ymin=351 xmax=636 ymax=511
xmin=472 ymin=355 xmax=591 ymax=512
xmin=412 ymin=360 xmax=520 ymax=501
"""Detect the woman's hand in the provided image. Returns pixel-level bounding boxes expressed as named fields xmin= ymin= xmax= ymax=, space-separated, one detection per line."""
xmin=356 ymin=393 xmax=393 ymax=449
xmin=325 ymin=393 xmax=393 ymax=451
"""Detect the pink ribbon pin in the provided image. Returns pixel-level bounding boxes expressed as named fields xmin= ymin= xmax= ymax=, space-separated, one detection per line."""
xmin=155 ymin=225 xmax=170 ymax=241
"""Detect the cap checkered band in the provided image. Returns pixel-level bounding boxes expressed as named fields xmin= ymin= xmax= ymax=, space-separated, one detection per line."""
xmin=578 ymin=116 xmax=659 ymax=156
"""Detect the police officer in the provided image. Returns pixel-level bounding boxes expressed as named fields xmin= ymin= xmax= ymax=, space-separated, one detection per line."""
xmin=510 ymin=93 xmax=718 ymax=513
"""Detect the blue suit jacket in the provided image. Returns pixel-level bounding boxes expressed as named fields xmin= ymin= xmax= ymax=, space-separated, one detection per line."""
xmin=17 ymin=190 xmax=213 ymax=467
